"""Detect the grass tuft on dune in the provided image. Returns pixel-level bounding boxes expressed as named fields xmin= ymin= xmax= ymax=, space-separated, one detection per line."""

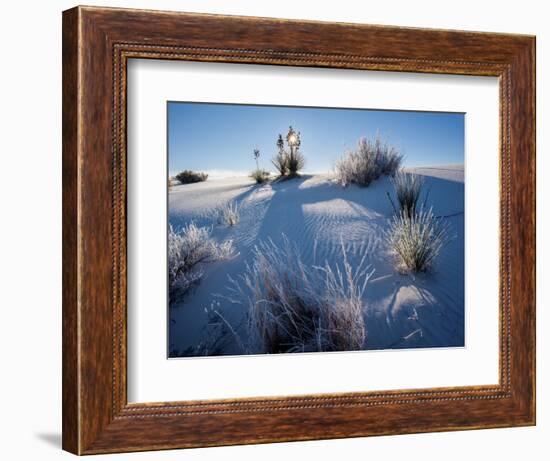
xmin=226 ymin=236 xmax=372 ymax=354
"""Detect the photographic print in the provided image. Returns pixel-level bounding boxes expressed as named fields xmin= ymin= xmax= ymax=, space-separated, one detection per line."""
xmin=168 ymin=102 xmax=464 ymax=358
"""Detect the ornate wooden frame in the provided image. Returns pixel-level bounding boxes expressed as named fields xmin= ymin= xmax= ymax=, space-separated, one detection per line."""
xmin=62 ymin=5 xmax=536 ymax=455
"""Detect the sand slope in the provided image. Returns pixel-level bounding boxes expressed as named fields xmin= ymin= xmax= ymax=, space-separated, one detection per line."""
xmin=169 ymin=166 xmax=464 ymax=356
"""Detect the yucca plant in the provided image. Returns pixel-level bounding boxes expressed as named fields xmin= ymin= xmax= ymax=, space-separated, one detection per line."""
xmin=272 ymin=134 xmax=289 ymax=176
xmin=253 ymin=148 xmax=261 ymax=170
xmin=390 ymin=170 xmax=425 ymax=217
xmin=271 ymin=127 xmax=305 ymax=177
xmin=285 ymin=126 xmax=305 ymax=176
xmin=386 ymin=208 xmax=451 ymax=273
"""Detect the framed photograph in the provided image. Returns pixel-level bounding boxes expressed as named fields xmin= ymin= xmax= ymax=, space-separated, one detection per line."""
xmin=62 ymin=6 xmax=535 ymax=455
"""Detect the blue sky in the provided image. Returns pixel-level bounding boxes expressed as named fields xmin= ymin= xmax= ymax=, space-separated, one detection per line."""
xmin=168 ymin=102 xmax=464 ymax=176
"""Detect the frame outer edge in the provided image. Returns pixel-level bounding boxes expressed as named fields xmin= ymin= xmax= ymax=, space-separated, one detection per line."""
xmin=531 ymin=36 xmax=537 ymax=425
xmin=528 ymin=36 xmax=536 ymax=425
xmin=498 ymin=37 xmax=536 ymax=425
xmin=62 ymin=6 xmax=81 ymax=455
xmin=62 ymin=6 xmax=536 ymax=454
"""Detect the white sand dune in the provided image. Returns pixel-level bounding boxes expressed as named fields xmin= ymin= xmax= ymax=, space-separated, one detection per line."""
xmin=169 ymin=166 xmax=465 ymax=356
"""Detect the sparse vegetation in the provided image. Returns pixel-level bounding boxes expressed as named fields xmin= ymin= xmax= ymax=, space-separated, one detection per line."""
xmin=168 ymin=223 xmax=235 ymax=301
xmin=386 ymin=208 xmax=451 ymax=273
xmin=272 ymin=135 xmax=289 ymax=176
xmin=334 ymin=136 xmax=403 ymax=187
xmin=250 ymin=169 xmax=270 ymax=184
xmin=272 ymin=126 xmax=305 ymax=178
xmin=175 ymin=170 xmax=208 ymax=184
xmin=227 ymin=237 xmax=371 ymax=354
xmin=390 ymin=170 xmax=425 ymax=217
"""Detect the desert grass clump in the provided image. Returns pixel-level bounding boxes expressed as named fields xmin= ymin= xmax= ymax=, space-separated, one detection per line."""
xmin=168 ymin=223 xmax=235 ymax=301
xmin=175 ymin=170 xmax=208 ymax=184
xmin=390 ymin=170 xmax=425 ymax=217
xmin=227 ymin=237 xmax=371 ymax=354
xmin=386 ymin=208 xmax=451 ymax=273
xmin=250 ymin=169 xmax=271 ymax=184
xmin=218 ymin=201 xmax=240 ymax=227
xmin=334 ymin=147 xmax=374 ymax=187
xmin=334 ymin=136 xmax=403 ymax=187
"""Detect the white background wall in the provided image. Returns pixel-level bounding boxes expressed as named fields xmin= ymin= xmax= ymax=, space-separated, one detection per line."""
xmin=0 ymin=1 xmax=546 ymax=459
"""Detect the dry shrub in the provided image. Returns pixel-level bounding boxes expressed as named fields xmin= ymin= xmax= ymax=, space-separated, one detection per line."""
xmin=168 ymin=223 xmax=235 ymax=302
xmin=250 ymin=169 xmax=271 ymax=184
xmin=335 ymin=136 xmax=403 ymax=187
xmin=175 ymin=170 xmax=208 ymax=184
